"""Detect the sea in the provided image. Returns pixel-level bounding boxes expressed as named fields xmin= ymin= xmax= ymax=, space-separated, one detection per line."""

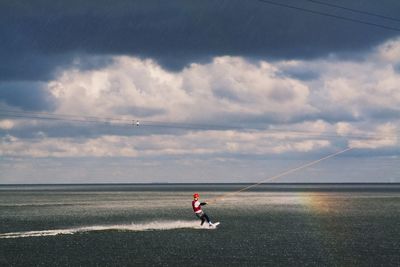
xmin=0 ymin=183 xmax=399 ymax=266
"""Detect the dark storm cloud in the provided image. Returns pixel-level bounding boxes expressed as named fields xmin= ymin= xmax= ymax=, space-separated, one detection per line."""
xmin=2 ymin=0 xmax=400 ymax=72
xmin=0 ymin=52 xmax=113 ymax=110
xmin=1 ymin=0 xmax=399 ymax=111
xmin=0 ymin=81 xmax=56 ymax=111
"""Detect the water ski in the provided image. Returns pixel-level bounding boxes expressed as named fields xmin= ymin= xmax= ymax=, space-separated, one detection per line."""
xmin=210 ymin=222 xmax=220 ymax=228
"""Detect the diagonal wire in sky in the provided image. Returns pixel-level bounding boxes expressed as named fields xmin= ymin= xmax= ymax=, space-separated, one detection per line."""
xmin=305 ymin=0 xmax=400 ymax=23
xmin=258 ymin=0 xmax=400 ymax=32
xmin=0 ymin=109 xmax=397 ymax=140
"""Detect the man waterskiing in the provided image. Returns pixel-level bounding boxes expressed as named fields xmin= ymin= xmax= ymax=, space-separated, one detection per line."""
xmin=192 ymin=193 xmax=214 ymax=227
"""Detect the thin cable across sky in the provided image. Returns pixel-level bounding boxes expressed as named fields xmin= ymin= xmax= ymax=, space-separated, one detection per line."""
xmin=305 ymin=0 xmax=400 ymax=23
xmin=258 ymin=0 xmax=400 ymax=32
xmin=0 ymin=109 xmax=397 ymax=141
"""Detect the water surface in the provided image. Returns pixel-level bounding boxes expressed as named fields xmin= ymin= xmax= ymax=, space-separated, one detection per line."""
xmin=1 ymin=184 xmax=399 ymax=266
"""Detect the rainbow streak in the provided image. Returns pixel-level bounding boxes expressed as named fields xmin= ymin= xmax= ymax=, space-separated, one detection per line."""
xmin=297 ymin=192 xmax=346 ymax=264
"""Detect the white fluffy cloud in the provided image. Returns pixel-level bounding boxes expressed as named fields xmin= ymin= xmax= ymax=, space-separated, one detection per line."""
xmin=1 ymin=119 xmax=396 ymax=158
xmin=279 ymin=39 xmax=400 ymax=121
xmin=0 ymin=135 xmax=138 ymax=158
xmin=48 ymin=39 xmax=400 ymax=126
xmin=2 ymin=38 xmax=400 ymax=158
xmin=0 ymin=120 xmax=14 ymax=129
xmin=48 ymin=56 xmax=313 ymax=123
xmin=0 ymin=129 xmax=332 ymax=158
xmin=348 ymin=123 xmax=398 ymax=149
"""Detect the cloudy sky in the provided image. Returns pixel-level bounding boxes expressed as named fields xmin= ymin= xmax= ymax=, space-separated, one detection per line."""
xmin=0 ymin=0 xmax=399 ymax=184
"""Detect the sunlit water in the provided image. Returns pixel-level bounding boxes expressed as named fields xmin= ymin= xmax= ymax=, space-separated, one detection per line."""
xmin=1 ymin=184 xmax=399 ymax=266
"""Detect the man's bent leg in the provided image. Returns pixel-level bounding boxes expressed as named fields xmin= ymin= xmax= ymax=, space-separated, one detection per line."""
xmin=196 ymin=211 xmax=206 ymax=225
xmin=203 ymin=213 xmax=211 ymax=224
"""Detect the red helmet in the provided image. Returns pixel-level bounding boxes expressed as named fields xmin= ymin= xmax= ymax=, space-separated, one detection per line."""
xmin=193 ymin=193 xmax=199 ymax=199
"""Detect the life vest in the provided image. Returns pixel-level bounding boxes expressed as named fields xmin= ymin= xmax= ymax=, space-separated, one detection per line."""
xmin=192 ymin=200 xmax=202 ymax=213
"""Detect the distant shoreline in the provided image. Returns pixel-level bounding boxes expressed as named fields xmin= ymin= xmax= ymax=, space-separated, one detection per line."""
xmin=1 ymin=183 xmax=400 ymax=193
xmin=1 ymin=182 xmax=399 ymax=186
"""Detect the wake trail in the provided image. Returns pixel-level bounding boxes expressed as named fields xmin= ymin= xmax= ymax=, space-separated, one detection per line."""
xmin=0 ymin=220 xmax=213 ymax=239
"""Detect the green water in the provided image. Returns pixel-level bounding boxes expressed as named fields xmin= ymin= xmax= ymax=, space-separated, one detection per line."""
xmin=0 ymin=184 xmax=399 ymax=266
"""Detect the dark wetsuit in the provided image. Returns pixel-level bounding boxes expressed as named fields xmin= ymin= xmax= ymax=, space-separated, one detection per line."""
xmin=192 ymin=201 xmax=211 ymax=225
